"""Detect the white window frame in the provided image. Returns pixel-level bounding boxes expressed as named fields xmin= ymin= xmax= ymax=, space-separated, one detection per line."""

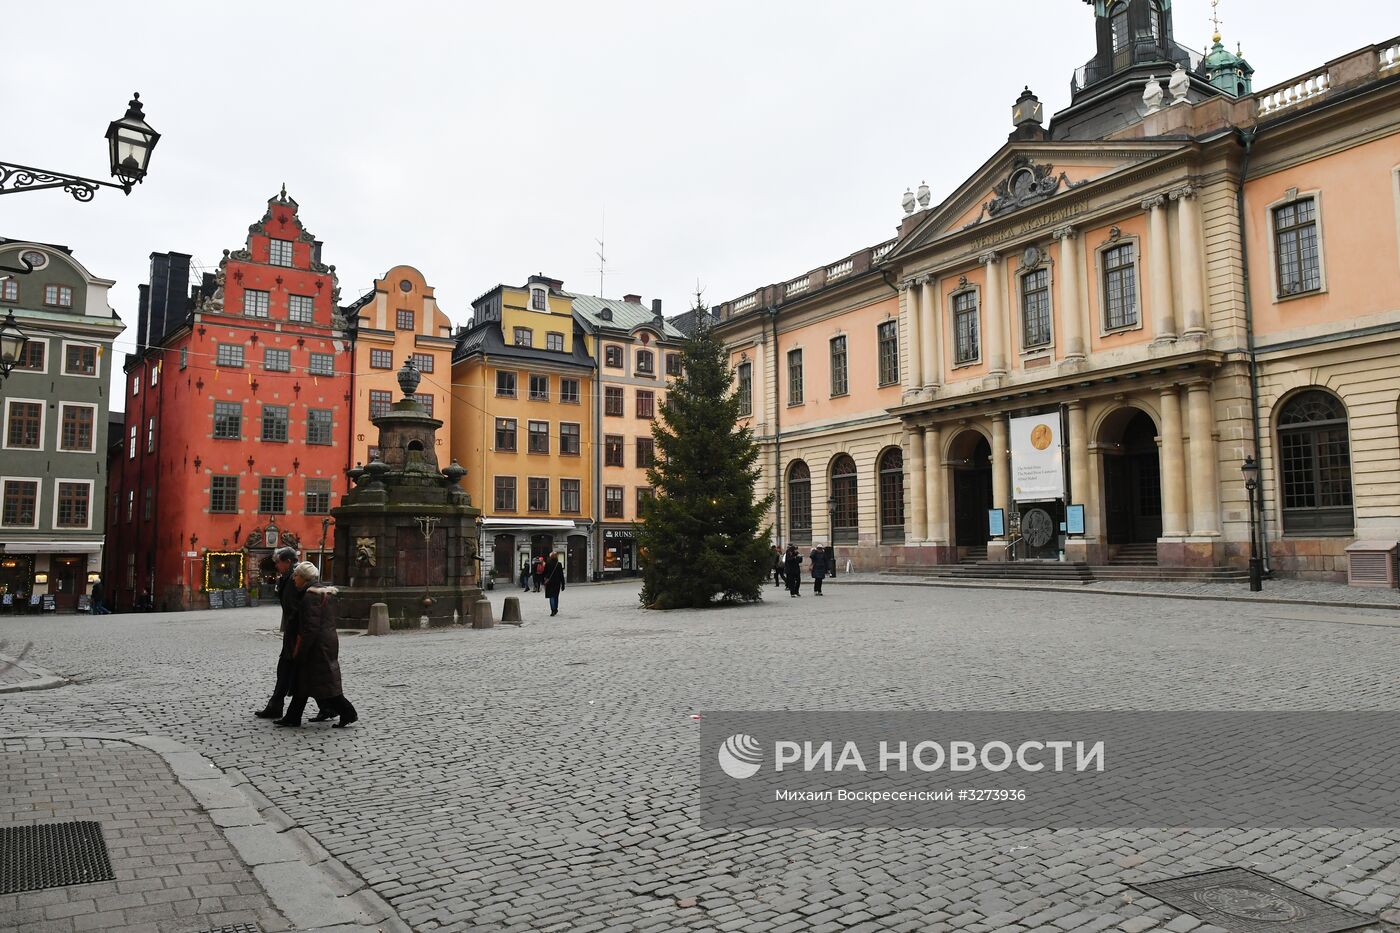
xmin=243 ymin=288 xmax=271 ymax=318
xmin=1094 ymin=235 xmax=1145 ymax=336
xmin=52 ymin=477 xmax=94 ymax=532
xmin=269 ymin=238 xmax=295 ymax=267
xmin=530 ymin=287 xmax=548 ymax=311
xmin=11 ymin=335 xmax=49 ymax=375
xmin=58 ymin=401 xmax=99 ymax=454
xmin=146 ymin=416 xmax=156 ymax=453
xmin=61 ymin=340 xmax=101 ymax=378
xmin=131 ymin=373 xmax=140 ymax=397
xmin=150 ymin=362 xmax=159 ymax=387
xmin=3 ymin=396 xmax=47 ymax=451
xmin=1266 ymin=188 xmax=1329 ymax=304
xmin=0 ymin=476 xmax=43 ymax=529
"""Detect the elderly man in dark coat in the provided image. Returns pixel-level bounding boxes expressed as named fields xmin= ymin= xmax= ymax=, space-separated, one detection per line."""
xmin=255 ymin=547 xmax=303 ymax=719
xmin=275 ymin=562 xmax=358 ymax=728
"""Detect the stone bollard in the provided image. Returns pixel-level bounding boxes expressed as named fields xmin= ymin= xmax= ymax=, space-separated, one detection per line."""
xmin=500 ymin=596 xmax=524 ymax=626
xmin=472 ymin=598 xmax=494 ymax=629
xmin=368 ymin=602 xmax=390 ymax=636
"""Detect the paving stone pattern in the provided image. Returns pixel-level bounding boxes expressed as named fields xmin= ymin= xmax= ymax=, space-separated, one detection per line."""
xmin=0 ymin=737 xmax=287 ymax=933
xmin=2 ymin=582 xmax=1400 ymax=932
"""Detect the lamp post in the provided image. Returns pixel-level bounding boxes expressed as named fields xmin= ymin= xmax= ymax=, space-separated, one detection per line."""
xmin=0 ymin=310 xmax=30 ymax=386
xmin=1242 ymin=455 xmax=1263 ymax=592
xmin=1 ymin=93 xmax=159 ymax=202
xmin=415 ymin=515 xmax=440 ymax=618
xmin=826 ymin=494 xmax=838 ymax=578
xmin=318 ymin=517 xmax=332 ymax=577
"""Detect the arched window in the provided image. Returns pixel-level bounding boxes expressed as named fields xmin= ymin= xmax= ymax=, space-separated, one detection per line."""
xmin=1147 ymin=0 xmax=1162 ymax=42
xmin=1110 ymin=1 xmax=1130 ymax=59
xmin=1277 ymin=390 xmax=1353 ymax=534
xmin=831 ymin=454 xmax=858 ymax=545
xmin=787 ymin=461 xmax=812 ymax=544
xmin=878 ymin=447 xmax=905 ymax=543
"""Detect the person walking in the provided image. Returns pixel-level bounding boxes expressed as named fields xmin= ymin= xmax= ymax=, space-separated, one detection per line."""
xmin=784 ymin=544 xmax=803 ymax=598
xmin=809 ymin=545 xmax=829 ymax=596
xmin=771 ymin=545 xmax=785 ymax=587
xmin=532 ymin=554 xmax=546 ymax=593
xmin=256 ymin=547 xmax=324 ymax=720
xmin=275 ymin=562 xmax=357 ymax=729
xmin=89 ymin=576 xmax=110 ymax=614
xmin=543 ymin=551 xmax=566 ymax=617
xmin=520 ymin=555 xmax=531 ymax=591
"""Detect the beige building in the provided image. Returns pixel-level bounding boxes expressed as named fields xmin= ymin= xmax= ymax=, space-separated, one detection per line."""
xmin=713 ymin=6 xmax=1400 ymax=582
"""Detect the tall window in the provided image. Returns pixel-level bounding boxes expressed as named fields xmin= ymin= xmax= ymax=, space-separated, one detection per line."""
xmin=368 ymin=390 xmax=393 ymax=420
xmin=787 ymin=349 xmax=804 ymax=405
xmin=637 ymin=487 xmax=654 ymax=515
xmin=16 ymin=341 xmax=44 ymax=372
xmin=410 ymin=352 xmax=434 ymax=373
xmin=262 ymin=405 xmax=289 ymax=442
xmin=878 ymin=321 xmax=899 ymax=386
xmin=1021 ymin=268 xmax=1052 ymax=349
xmin=879 ymin=447 xmax=906 ymax=543
xmin=305 ymin=479 xmax=332 ymax=515
xmin=636 ymin=390 xmax=655 ymax=419
xmin=1103 ymin=243 xmax=1138 ymax=330
xmin=397 ymin=309 xmax=415 ymax=330
xmin=55 ymin=482 xmax=90 ymax=528
xmin=546 ymin=332 xmax=565 ymax=352
xmin=788 ymin=461 xmax=812 ymax=544
xmin=666 ymin=353 xmax=683 ymax=376
xmin=831 ymin=454 xmax=858 ymax=544
xmin=308 ymin=352 xmax=334 ymax=376
xmin=636 ymin=437 xmax=655 ymax=468
xmin=307 ymin=409 xmax=333 ymax=445
xmin=0 ymin=279 xmax=16 ymax=302
xmin=604 ymin=486 xmax=624 ymax=518
xmin=953 ymin=291 xmax=980 ymax=364
xmin=604 ymin=386 xmax=624 ymax=416
xmin=259 ymin=477 xmax=286 ymax=514
xmin=59 ymin=405 xmax=95 ymax=452
xmin=604 ymin=435 xmax=624 ymax=467
xmin=560 ymin=423 xmax=581 ymax=455
xmin=1147 ymin=0 xmax=1162 ymax=41
xmin=495 ymin=418 xmax=517 ymax=451
xmin=561 ymin=378 xmax=580 ymax=404
xmin=213 ymin=402 xmax=242 ymax=439
xmin=263 ymin=348 xmax=291 ymax=371
xmin=561 ymin=479 xmax=581 ymax=514
xmin=210 ymin=476 xmax=239 ymax=513
xmin=216 ymin=344 xmax=245 ymax=367
xmin=243 ymin=289 xmax=270 ymax=318
xmin=146 ymin=416 xmax=155 ymax=453
xmin=1110 ymin=1 xmax=1130 ymax=65
xmin=514 ymin=327 xmax=533 ymax=347
xmin=128 ymin=424 xmax=136 ymax=458
xmin=1274 ymin=198 xmax=1322 ymax=296
xmin=528 ymin=420 xmax=549 ymax=453
xmin=829 ymin=336 xmax=848 ymax=397
xmin=527 ymin=477 xmax=549 ymax=512
xmin=737 ymin=362 xmax=753 ymax=416
xmin=494 ymin=476 xmax=517 ymax=511
xmin=370 ymin=349 xmax=393 ymax=369
xmin=1 ymin=480 xmax=38 ymax=526
xmin=531 ymin=288 xmax=547 ymax=310
xmin=6 ymin=401 xmax=41 ymax=448
xmin=529 ymin=374 xmax=549 ymax=401
xmin=605 ymin=345 xmax=623 ymax=368
xmin=65 ymin=345 xmax=97 ymax=375
xmin=1277 ymin=390 xmax=1353 ymax=534
xmin=288 ymin=294 xmax=314 ymax=323
xmin=496 ymin=371 xmax=517 ymax=398
xmin=637 ymin=350 xmax=655 ymax=375
xmin=269 ymin=238 xmax=294 ymax=266
xmin=44 ymin=284 xmax=73 ymax=308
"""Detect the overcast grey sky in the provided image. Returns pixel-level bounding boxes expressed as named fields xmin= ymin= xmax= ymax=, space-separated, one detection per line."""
xmin=3 ymin=0 xmax=1388 ymax=402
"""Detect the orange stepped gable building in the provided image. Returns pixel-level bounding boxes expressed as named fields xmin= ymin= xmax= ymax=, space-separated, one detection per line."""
xmin=712 ymin=3 xmax=1400 ymax=582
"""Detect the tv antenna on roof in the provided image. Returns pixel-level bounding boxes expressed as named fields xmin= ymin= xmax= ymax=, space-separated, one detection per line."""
xmin=593 ymin=208 xmax=619 ymax=298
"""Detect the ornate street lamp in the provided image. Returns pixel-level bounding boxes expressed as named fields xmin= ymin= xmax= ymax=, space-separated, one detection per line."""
xmin=0 ymin=309 xmax=30 ymax=385
xmin=1241 ymin=455 xmax=1263 ymax=592
xmin=1 ymin=92 xmax=159 ymax=201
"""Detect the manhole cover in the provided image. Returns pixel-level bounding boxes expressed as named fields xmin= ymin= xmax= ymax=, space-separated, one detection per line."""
xmin=0 ymin=821 xmax=115 ymax=894
xmin=1132 ymin=867 xmax=1373 ymax=933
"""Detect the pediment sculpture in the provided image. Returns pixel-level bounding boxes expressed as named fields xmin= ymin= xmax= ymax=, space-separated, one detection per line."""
xmin=980 ymin=156 xmax=1084 ymax=220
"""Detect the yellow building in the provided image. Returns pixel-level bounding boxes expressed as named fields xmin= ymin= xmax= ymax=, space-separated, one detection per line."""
xmin=451 ymin=275 xmax=596 ymax=583
xmin=347 ymin=265 xmax=455 ymax=469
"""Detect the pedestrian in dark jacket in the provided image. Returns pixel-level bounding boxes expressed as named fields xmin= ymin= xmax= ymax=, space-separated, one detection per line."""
xmin=543 ymin=551 xmax=566 ymax=617
xmin=520 ymin=555 xmax=531 ymax=591
xmin=771 ymin=545 xmax=785 ymax=586
xmin=256 ymin=547 xmax=306 ymax=719
xmin=784 ymin=545 xmax=803 ymax=597
xmin=532 ymin=555 xmax=546 ymax=593
xmin=275 ymin=562 xmax=357 ymax=729
xmin=809 ymin=546 xmax=829 ymax=596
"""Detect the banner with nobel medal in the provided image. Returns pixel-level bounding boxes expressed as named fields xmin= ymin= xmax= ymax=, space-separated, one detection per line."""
xmin=1009 ymin=413 xmax=1064 ymax=502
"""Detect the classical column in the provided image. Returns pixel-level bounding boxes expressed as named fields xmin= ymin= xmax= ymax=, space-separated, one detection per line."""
xmin=1158 ymin=386 xmax=1188 ymax=538
xmin=1053 ymin=226 xmax=1086 ymax=362
xmin=903 ymin=282 xmax=923 ymax=391
xmin=919 ymin=276 xmax=941 ymax=388
xmin=1143 ymin=195 xmax=1177 ymax=342
xmin=1067 ymin=401 xmax=1089 ymax=509
xmin=924 ymin=425 xmax=945 ymax=545
xmin=1171 ymin=185 xmax=1207 ymax=338
xmin=979 ymin=253 xmax=1008 ymax=377
xmin=1186 ymin=382 xmax=1222 ymax=535
xmin=990 ymin=414 xmax=1010 ymax=528
xmin=907 ymin=427 xmax=928 ymax=542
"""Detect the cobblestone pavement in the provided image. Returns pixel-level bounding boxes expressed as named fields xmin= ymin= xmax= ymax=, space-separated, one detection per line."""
xmin=3 ymin=581 xmax=1400 ymax=932
xmin=0 ymin=736 xmax=286 ymax=933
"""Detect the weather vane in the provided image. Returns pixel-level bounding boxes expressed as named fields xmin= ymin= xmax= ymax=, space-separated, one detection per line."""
xmin=1210 ymin=0 xmax=1222 ymax=43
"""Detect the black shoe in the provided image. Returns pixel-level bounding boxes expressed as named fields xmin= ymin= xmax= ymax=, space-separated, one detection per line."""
xmin=309 ymin=711 xmax=335 ymax=723
xmin=273 ymin=718 xmax=300 ymax=728
xmin=254 ymin=703 xmax=283 ymax=719
xmin=333 ymin=712 xmax=358 ymax=729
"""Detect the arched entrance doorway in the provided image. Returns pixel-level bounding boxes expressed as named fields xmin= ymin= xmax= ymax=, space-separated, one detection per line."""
xmin=949 ymin=430 xmax=992 ymax=550
xmin=1100 ymin=409 xmax=1162 ymax=547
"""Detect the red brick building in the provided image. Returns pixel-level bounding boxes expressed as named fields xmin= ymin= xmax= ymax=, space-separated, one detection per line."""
xmin=105 ymin=189 xmax=351 ymax=610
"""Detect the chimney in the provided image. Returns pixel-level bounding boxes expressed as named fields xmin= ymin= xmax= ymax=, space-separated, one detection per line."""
xmin=136 ymin=284 xmax=151 ymax=353
xmin=146 ymin=252 xmax=191 ymax=349
xmin=624 ymin=293 xmax=642 ymax=305
xmin=651 ymin=298 xmax=663 ymax=316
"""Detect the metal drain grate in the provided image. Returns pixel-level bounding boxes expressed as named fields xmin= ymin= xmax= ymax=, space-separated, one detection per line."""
xmin=190 ymin=925 xmax=260 ymax=933
xmin=1132 ymin=867 xmax=1373 ymax=933
xmin=0 ymin=820 xmax=115 ymax=894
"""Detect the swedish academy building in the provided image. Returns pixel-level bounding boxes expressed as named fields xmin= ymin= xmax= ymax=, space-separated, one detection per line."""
xmin=713 ymin=1 xmax=1400 ymax=582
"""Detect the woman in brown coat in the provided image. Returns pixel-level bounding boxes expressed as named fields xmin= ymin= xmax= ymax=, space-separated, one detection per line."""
xmin=275 ymin=562 xmax=358 ymax=728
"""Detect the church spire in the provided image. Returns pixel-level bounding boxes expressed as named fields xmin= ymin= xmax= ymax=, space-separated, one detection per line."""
xmin=1202 ymin=0 xmax=1254 ymax=96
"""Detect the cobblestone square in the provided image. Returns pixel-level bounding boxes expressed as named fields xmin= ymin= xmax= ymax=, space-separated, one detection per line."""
xmin=3 ymin=580 xmax=1399 ymax=932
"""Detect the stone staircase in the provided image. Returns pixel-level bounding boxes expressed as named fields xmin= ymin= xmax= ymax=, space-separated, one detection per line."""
xmin=883 ymin=558 xmax=1249 ymax=585
xmin=1110 ymin=542 xmax=1159 ymax=565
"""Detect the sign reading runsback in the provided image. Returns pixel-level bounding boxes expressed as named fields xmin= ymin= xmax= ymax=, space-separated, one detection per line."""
xmin=699 ymin=711 xmax=1400 ymax=829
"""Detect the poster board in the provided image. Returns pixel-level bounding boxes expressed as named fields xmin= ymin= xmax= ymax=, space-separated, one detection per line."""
xmin=207 ymin=590 xmax=225 ymax=609
xmin=1010 ymin=413 xmax=1065 ymax=502
xmin=988 ymin=508 xmax=1006 ymax=538
xmin=1066 ymin=504 xmax=1086 ymax=536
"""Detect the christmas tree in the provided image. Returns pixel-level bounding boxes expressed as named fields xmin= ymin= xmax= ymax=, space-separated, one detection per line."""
xmin=638 ymin=308 xmax=773 ymax=609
